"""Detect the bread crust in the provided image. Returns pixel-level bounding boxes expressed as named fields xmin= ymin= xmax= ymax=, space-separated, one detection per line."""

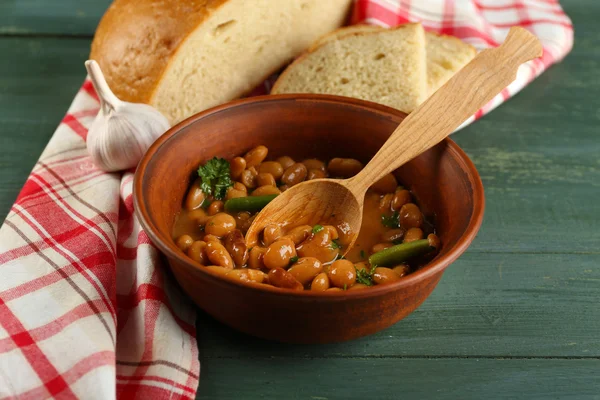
xmin=308 ymin=24 xmax=382 ymax=52
xmin=90 ymin=0 xmax=229 ymax=104
xmin=310 ymin=24 xmax=476 ymax=56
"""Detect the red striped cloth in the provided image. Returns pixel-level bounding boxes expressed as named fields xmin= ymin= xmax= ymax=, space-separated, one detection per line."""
xmin=0 ymin=1 xmax=572 ymax=399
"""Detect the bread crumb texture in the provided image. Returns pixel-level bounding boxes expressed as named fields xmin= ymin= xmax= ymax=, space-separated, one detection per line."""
xmin=273 ymin=23 xmax=476 ymax=112
xmin=272 ymin=23 xmax=428 ymax=114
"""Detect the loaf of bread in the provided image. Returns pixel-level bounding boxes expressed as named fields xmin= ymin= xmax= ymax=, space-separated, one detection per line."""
xmin=273 ymin=23 xmax=476 ymax=110
xmin=90 ymin=0 xmax=353 ymax=123
xmin=272 ymin=23 xmax=428 ymax=114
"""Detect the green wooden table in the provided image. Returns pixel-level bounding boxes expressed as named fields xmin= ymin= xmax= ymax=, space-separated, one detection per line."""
xmin=1 ymin=1 xmax=598 ymax=398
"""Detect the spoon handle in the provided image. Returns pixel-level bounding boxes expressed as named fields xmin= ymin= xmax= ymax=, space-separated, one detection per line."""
xmin=346 ymin=26 xmax=542 ymax=194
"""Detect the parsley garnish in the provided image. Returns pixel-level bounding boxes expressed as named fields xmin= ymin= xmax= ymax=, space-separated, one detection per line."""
xmin=381 ymin=211 xmax=400 ymax=228
xmin=360 ymin=250 xmax=366 ymax=259
xmin=290 ymin=256 xmax=299 ymax=264
xmin=312 ymin=225 xmax=324 ymax=234
xmin=330 ymin=239 xmax=342 ymax=250
xmin=355 ymin=266 xmax=375 ymax=286
xmin=197 ymin=157 xmax=233 ymax=200
xmin=343 ymin=284 xmax=347 ymax=290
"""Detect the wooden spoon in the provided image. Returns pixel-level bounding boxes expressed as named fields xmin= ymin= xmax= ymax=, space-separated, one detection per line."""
xmin=246 ymin=27 xmax=542 ymax=248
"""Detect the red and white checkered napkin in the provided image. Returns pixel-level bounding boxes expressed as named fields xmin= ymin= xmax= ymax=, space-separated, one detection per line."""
xmin=0 ymin=1 xmax=573 ymax=399
xmin=0 ymin=81 xmax=198 ymax=399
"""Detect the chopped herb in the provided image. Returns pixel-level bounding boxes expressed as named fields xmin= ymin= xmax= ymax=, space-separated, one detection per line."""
xmin=355 ymin=265 xmax=375 ymax=286
xmin=312 ymin=224 xmax=324 ymax=234
xmin=369 ymin=239 xmax=432 ymax=267
xmin=248 ymin=247 xmax=254 ymax=252
xmin=208 ymin=222 xmax=215 ymax=226
xmin=343 ymin=284 xmax=347 ymax=290
xmin=224 ymin=194 xmax=277 ymax=212
xmin=381 ymin=211 xmax=400 ymax=228
xmin=360 ymin=250 xmax=366 ymax=259
xmin=197 ymin=157 xmax=233 ymax=200
xmin=290 ymin=256 xmax=299 ymax=264
xmin=330 ymin=239 xmax=342 ymax=250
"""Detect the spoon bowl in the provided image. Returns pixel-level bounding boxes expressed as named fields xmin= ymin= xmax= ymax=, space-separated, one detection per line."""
xmin=246 ymin=178 xmax=363 ymax=247
xmin=246 ymin=26 xmax=542 ymax=246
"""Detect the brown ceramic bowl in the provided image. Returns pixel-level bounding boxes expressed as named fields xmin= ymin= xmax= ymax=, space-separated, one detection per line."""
xmin=134 ymin=94 xmax=484 ymax=344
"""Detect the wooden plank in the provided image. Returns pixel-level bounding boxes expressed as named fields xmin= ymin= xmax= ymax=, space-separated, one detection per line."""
xmin=0 ymin=0 xmax=110 ymax=36
xmin=0 ymin=1 xmax=597 ymax=398
xmin=0 ymin=0 xmax=594 ymax=37
xmin=452 ymin=14 xmax=600 ymax=253
xmin=196 ymin=252 xmax=600 ymax=358
xmin=195 ymin=357 xmax=600 ymax=400
xmin=0 ymin=38 xmax=89 ymax=219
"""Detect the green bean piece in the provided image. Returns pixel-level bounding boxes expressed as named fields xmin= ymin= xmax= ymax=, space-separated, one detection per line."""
xmin=368 ymin=239 xmax=433 ymax=267
xmin=224 ymin=194 xmax=278 ymax=212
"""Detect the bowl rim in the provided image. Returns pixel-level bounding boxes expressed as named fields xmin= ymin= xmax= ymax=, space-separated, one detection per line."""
xmin=134 ymin=93 xmax=485 ymax=299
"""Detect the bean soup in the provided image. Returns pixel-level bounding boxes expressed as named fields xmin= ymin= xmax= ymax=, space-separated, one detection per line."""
xmin=173 ymin=145 xmax=440 ymax=291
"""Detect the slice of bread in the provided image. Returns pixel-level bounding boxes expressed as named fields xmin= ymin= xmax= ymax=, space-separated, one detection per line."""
xmin=308 ymin=24 xmax=477 ymax=95
xmin=271 ymin=23 xmax=428 ymax=114
xmin=91 ymin=0 xmax=353 ymax=124
xmin=425 ymin=32 xmax=477 ymax=94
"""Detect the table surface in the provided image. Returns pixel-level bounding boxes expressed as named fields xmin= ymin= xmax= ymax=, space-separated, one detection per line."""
xmin=1 ymin=1 xmax=599 ymax=399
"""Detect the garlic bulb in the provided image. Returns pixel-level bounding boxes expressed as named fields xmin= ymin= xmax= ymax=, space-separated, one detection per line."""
xmin=84 ymin=60 xmax=171 ymax=172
